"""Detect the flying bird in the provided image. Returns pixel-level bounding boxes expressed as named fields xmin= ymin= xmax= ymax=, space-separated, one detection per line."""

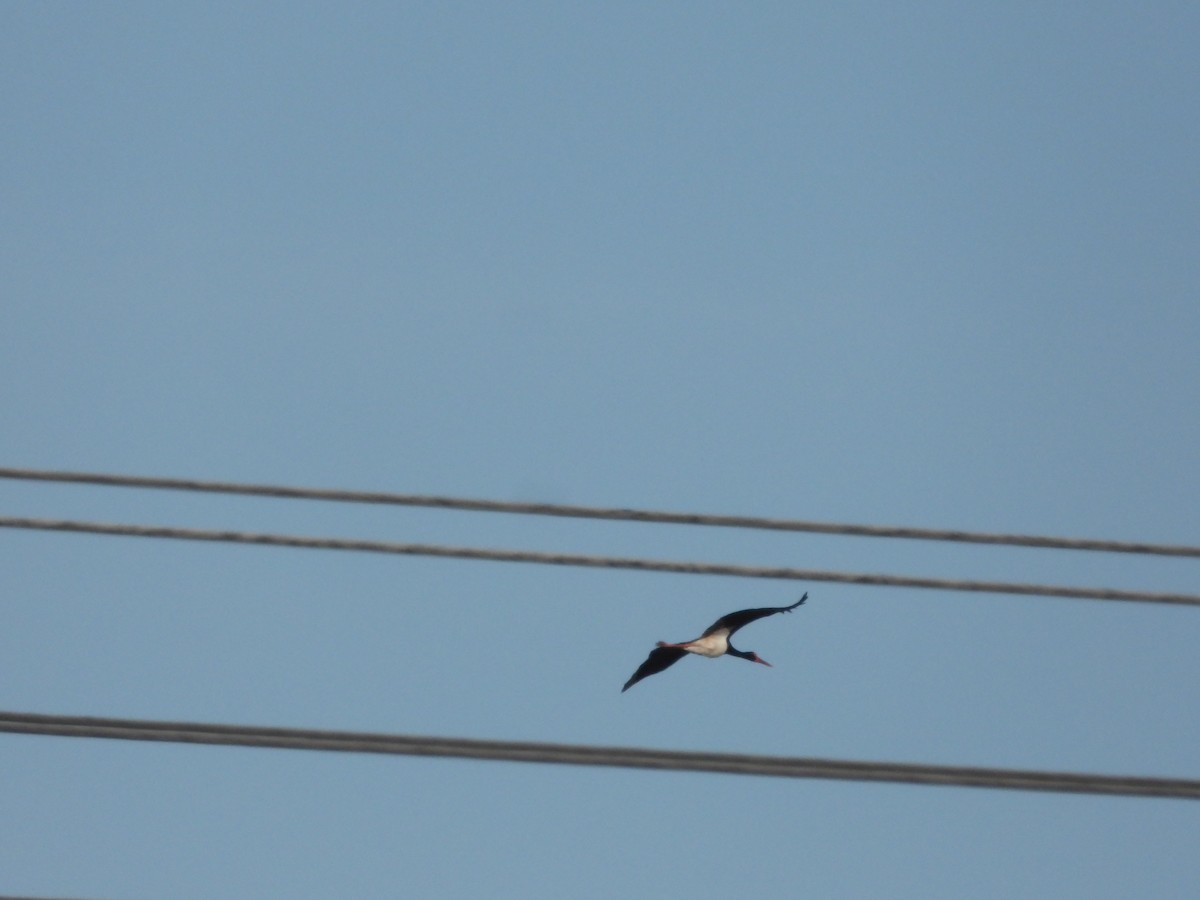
xmin=621 ymin=593 xmax=808 ymax=692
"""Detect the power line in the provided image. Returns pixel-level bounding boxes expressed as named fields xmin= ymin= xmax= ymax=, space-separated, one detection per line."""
xmin=2 ymin=465 xmax=1196 ymax=558
xmin=2 ymin=515 xmax=1197 ymax=606
xmin=1 ymin=710 xmax=1194 ymax=800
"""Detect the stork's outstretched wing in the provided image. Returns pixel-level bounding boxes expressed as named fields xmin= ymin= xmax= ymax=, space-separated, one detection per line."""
xmin=703 ymin=593 xmax=808 ymax=638
xmin=621 ymin=645 xmax=688 ymax=692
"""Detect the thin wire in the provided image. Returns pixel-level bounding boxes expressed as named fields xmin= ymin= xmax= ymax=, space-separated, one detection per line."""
xmin=2 ymin=515 xmax=1197 ymax=606
xmin=0 ymin=711 xmax=1194 ymax=799
xmin=2 ymin=465 xmax=1196 ymax=558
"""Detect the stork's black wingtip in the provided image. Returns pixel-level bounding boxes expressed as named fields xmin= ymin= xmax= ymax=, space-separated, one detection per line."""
xmin=784 ymin=592 xmax=808 ymax=612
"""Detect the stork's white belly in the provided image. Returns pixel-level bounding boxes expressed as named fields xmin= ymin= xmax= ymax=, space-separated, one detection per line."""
xmin=685 ymin=630 xmax=730 ymax=658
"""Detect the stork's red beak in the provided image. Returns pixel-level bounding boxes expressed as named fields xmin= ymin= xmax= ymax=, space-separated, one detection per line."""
xmin=755 ymin=656 xmax=773 ymax=667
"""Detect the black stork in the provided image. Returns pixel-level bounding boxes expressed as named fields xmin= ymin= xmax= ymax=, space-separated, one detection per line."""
xmin=621 ymin=593 xmax=808 ymax=692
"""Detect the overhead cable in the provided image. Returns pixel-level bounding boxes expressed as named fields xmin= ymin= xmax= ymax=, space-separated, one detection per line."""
xmin=1 ymin=465 xmax=1195 ymax=558
xmin=2 ymin=515 xmax=1197 ymax=606
xmin=1 ymin=711 xmax=1195 ymax=799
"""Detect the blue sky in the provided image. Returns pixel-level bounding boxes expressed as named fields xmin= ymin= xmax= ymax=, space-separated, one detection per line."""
xmin=2 ymin=3 xmax=1199 ymax=897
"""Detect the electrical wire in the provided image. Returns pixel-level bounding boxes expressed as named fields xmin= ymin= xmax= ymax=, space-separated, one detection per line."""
xmin=0 ymin=711 xmax=1194 ymax=799
xmin=2 ymin=465 xmax=1196 ymax=558
xmin=2 ymin=515 xmax=1197 ymax=606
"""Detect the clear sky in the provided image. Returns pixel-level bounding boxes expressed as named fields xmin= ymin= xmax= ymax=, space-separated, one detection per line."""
xmin=3 ymin=3 xmax=1199 ymax=897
